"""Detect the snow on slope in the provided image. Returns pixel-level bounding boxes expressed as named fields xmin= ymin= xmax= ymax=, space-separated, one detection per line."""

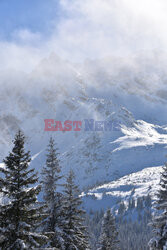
xmin=1 ymin=53 xmax=167 ymax=189
xmin=59 ymin=118 xmax=167 ymax=188
xmin=113 ymin=120 xmax=167 ymax=151
xmin=82 ymin=166 xmax=163 ymax=211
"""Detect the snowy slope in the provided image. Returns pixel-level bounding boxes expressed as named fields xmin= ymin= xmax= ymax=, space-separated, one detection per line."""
xmin=82 ymin=166 xmax=163 ymax=211
xmin=1 ymin=52 xmax=167 ymax=189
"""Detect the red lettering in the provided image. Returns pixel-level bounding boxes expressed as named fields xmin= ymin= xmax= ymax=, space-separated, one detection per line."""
xmin=44 ymin=119 xmax=54 ymax=131
xmin=73 ymin=121 xmax=82 ymax=131
xmin=55 ymin=121 xmax=63 ymax=131
xmin=64 ymin=120 xmax=72 ymax=131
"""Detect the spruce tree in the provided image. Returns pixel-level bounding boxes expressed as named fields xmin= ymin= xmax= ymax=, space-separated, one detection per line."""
xmin=41 ymin=137 xmax=64 ymax=249
xmin=98 ymin=208 xmax=120 ymax=250
xmin=63 ymin=169 xmax=90 ymax=250
xmin=149 ymin=163 xmax=167 ymax=250
xmin=0 ymin=130 xmax=47 ymax=250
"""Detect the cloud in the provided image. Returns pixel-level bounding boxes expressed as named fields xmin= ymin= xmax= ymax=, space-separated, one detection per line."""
xmin=12 ymin=29 xmax=42 ymax=44
xmin=1 ymin=0 xmax=167 ymax=72
xmin=54 ymin=0 xmax=167 ymax=59
xmin=0 ymin=40 xmax=46 ymax=72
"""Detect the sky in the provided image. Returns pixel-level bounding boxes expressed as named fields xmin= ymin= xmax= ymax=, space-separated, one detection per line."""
xmin=0 ymin=0 xmax=60 ymax=40
xmin=0 ymin=0 xmax=167 ymax=72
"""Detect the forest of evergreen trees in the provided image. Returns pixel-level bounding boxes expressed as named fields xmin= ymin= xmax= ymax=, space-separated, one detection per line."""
xmin=0 ymin=130 xmax=167 ymax=249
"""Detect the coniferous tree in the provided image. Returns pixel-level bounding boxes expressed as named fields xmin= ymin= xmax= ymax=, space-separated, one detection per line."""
xmin=145 ymin=194 xmax=152 ymax=208
xmin=0 ymin=130 xmax=47 ymax=250
xmin=149 ymin=163 xmax=167 ymax=250
xmin=98 ymin=208 xmax=120 ymax=250
xmin=118 ymin=202 xmax=126 ymax=215
xmin=41 ymin=137 xmax=64 ymax=249
xmin=63 ymin=169 xmax=90 ymax=250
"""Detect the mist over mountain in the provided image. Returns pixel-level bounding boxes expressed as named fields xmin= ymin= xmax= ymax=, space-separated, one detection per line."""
xmin=0 ymin=51 xmax=167 ymax=189
xmin=2 ymin=1 xmax=167 ymax=249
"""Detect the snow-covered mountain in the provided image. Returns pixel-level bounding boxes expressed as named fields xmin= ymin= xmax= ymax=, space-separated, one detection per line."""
xmin=1 ymin=51 xmax=167 ymax=190
xmin=82 ymin=165 xmax=162 ymax=211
